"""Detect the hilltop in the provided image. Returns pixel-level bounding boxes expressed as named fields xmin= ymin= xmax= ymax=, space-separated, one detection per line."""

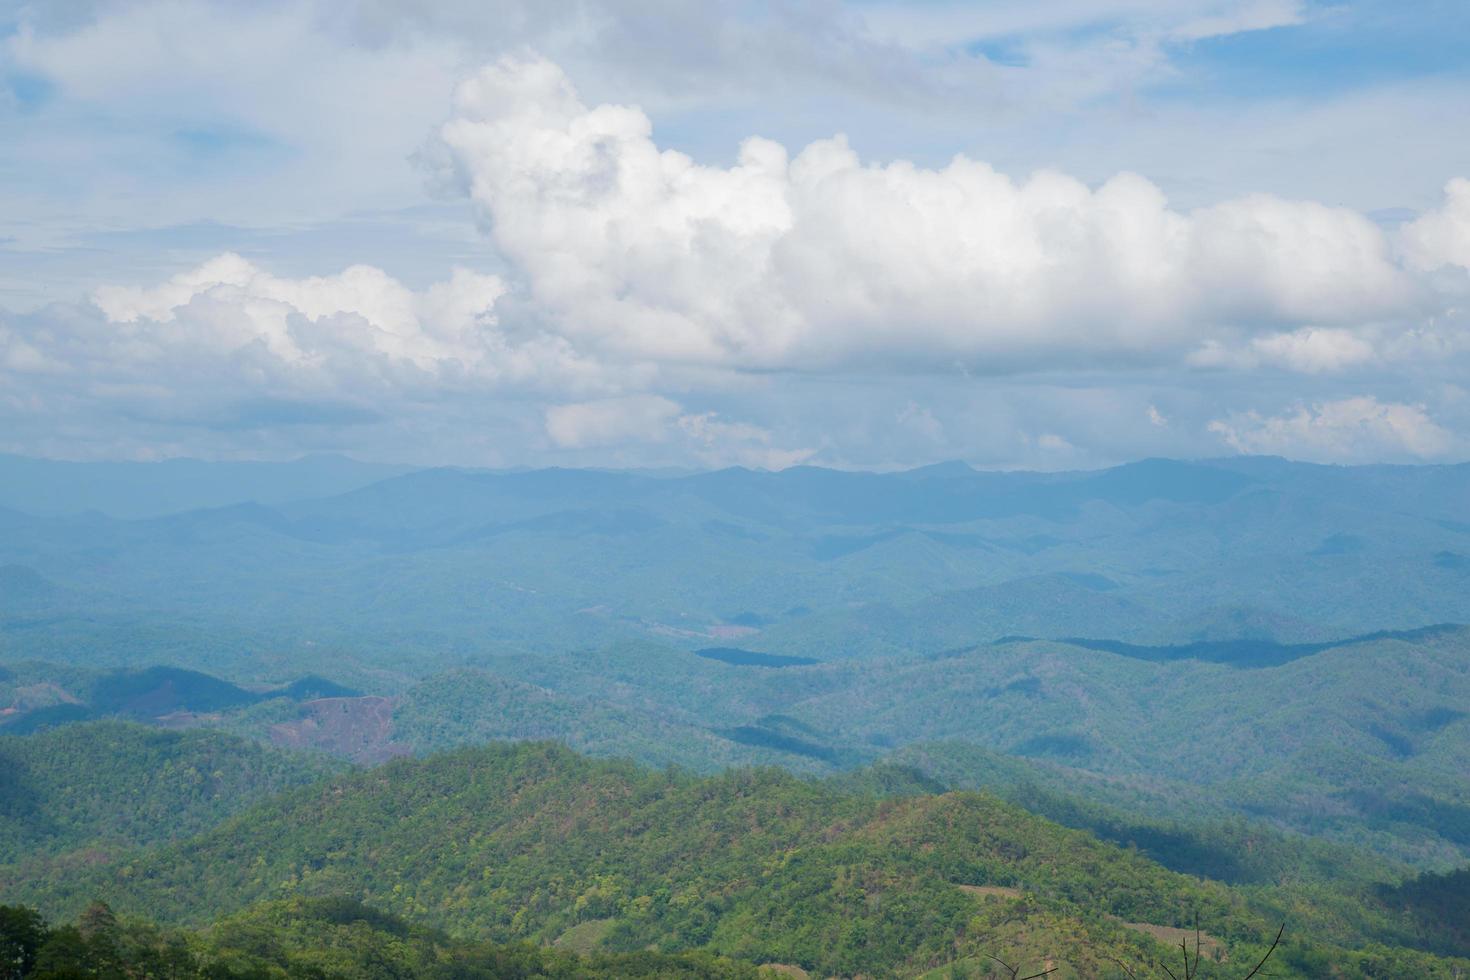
xmin=4 ymin=741 xmax=1467 ymax=978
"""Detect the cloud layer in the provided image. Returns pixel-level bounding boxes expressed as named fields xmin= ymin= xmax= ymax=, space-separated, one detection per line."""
xmin=438 ymin=55 xmax=1463 ymax=380
xmin=2 ymin=42 xmax=1469 ymax=468
xmin=1209 ymin=397 xmax=1456 ymax=463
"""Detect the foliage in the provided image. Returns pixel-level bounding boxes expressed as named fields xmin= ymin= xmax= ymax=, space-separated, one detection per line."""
xmin=4 ymin=742 xmax=1468 ymax=978
xmin=0 ymin=898 xmax=766 ymax=978
xmin=0 ymin=721 xmax=337 ymax=865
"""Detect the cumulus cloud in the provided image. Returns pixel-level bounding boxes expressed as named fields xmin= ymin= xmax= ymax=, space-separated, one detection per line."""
xmin=544 ymin=396 xmax=812 ymax=469
xmin=545 ymin=395 xmax=681 ymax=448
xmin=675 ymin=412 xmax=815 ymax=470
xmin=1189 ymin=327 xmax=1379 ymax=373
xmin=1208 ymin=397 xmax=1456 ymax=463
xmin=0 ymin=253 xmax=642 ymax=458
xmin=5 ymin=0 xmax=1323 ymax=251
xmin=89 ymin=254 xmax=514 ymax=372
xmin=1401 ymin=178 xmax=1470 ymax=273
xmin=1248 ymin=329 xmax=1378 ymax=374
xmin=74 ymin=252 xmax=654 ymax=397
xmin=436 ymin=54 xmax=1423 ymax=374
xmin=4 ymin=43 xmax=1470 ymax=469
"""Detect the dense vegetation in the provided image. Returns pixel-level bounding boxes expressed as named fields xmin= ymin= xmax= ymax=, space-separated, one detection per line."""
xmin=7 ymin=623 xmax=1470 ymax=869
xmin=0 ymin=722 xmax=335 ymax=866
xmin=0 ymin=897 xmax=767 ymax=978
xmin=4 ymin=741 xmax=1468 ymax=978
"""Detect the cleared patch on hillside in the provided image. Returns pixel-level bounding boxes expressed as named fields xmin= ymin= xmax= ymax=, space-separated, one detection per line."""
xmin=957 ymin=883 xmax=1024 ymax=900
xmin=552 ymin=918 xmax=616 ymax=954
xmin=1116 ymin=921 xmax=1226 ymax=961
xmin=269 ymin=695 xmax=406 ymax=764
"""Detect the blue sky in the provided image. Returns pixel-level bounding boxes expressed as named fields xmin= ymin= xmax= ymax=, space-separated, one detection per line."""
xmin=1 ymin=0 xmax=1468 ymax=469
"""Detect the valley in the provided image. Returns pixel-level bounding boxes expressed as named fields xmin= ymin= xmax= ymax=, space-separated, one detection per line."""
xmin=3 ymin=456 xmax=1470 ymax=977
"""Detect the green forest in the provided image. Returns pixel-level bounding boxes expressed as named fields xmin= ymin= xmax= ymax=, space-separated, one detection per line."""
xmin=3 ymin=734 xmax=1469 ymax=978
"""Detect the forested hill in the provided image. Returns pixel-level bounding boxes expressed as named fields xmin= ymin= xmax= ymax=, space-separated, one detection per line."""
xmin=8 ymin=624 xmax=1470 ymax=868
xmin=0 ymin=897 xmax=768 ymax=979
xmin=5 ymin=741 xmax=1467 ymax=978
xmin=0 ymin=722 xmax=336 ymax=865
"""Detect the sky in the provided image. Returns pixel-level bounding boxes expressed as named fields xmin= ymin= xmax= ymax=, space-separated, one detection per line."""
xmin=1 ymin=0 xmax=1469 ymax=470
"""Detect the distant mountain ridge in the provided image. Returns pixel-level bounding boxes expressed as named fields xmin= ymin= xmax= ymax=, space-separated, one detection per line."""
xmin=0 ymin=452 xmax=415 ymax=519
xmin=2 ymin=455 xmax=1468 ymax=662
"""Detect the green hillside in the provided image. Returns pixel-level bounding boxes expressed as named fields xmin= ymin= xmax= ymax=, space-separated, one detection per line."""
xmin=7 ymin=624 xmax=1469 ymax=871
xmin=391 ymin=628 xmax=1470 ymax=867
xmin=0 ymin=897 xmax=767 ymax=979
xmin=0 ymin=721 xmax=336 ymax=865
xmin=5 ymin=742 xmax=1467 ymax=978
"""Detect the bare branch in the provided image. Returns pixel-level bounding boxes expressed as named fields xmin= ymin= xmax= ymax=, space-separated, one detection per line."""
xmin=1106 ymin=956 xmax=1143 ymax=980
xmin=986 ymin=953 xmax=1019 ymax=980
xmin=984 ymin=953 xmax=1057 ymax=980
xmin=1239 ymin=923 xmax=1285 ymax=980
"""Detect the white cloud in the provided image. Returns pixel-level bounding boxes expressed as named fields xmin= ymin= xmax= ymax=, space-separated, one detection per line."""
xmin=857 ymin=0 xmax=1306 ymax=50
xmin=1208 ymin=397 xmax=1457 ymax=463
xmin=437 ymin=54 xmax=1421 ymax=375
xmin=675 ymin=412 xmax=815 ymax=470
xmin=2 ymin=0 xmax=465 ymax=237
xmin=4 ymin=30 xmax=1470 ymax=470
xmin=1401 ymin=178 xmax=1470 ymax=273
xmin=1036 ymin=432 xmax=1076 ymax=453
xmin=543 ymin=396 xmax=812 ymax=469
xmin=0 ymin=253 xmax=656 ymax=461
xmin=1189 ymin=327 xmax=1379 ymax=374
xmin=83 ymin=253 xmax=536 ymax=378
xmin=544 ymin=395 xmax=681 ymax=448
xmin=1249 ymin=328 xmax=1378 ymax=374
xmin=1171 ymin=0 xmax=1306 ymax=42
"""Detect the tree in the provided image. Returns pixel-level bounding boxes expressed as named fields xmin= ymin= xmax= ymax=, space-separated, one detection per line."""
xmin=1108 ymin=922 xmax=1284 ymax=980
xmin=0 ymin=906 xmax=48 ymax=980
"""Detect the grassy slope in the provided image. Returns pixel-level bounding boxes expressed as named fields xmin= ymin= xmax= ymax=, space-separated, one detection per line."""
xmin=0 ymin=721 xmax=338 ymax=865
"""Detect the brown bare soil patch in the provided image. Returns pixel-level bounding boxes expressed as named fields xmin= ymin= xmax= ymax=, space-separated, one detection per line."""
xmin=10 ymin=682 xmax=81 ymax=710
xmin=957 ymin=883 xmax=1024 ymax=900
xmin=270 ymin=695 xmax=408 ymax=764
xmin=1116 ymin=921 xmax=1226 ymax=961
